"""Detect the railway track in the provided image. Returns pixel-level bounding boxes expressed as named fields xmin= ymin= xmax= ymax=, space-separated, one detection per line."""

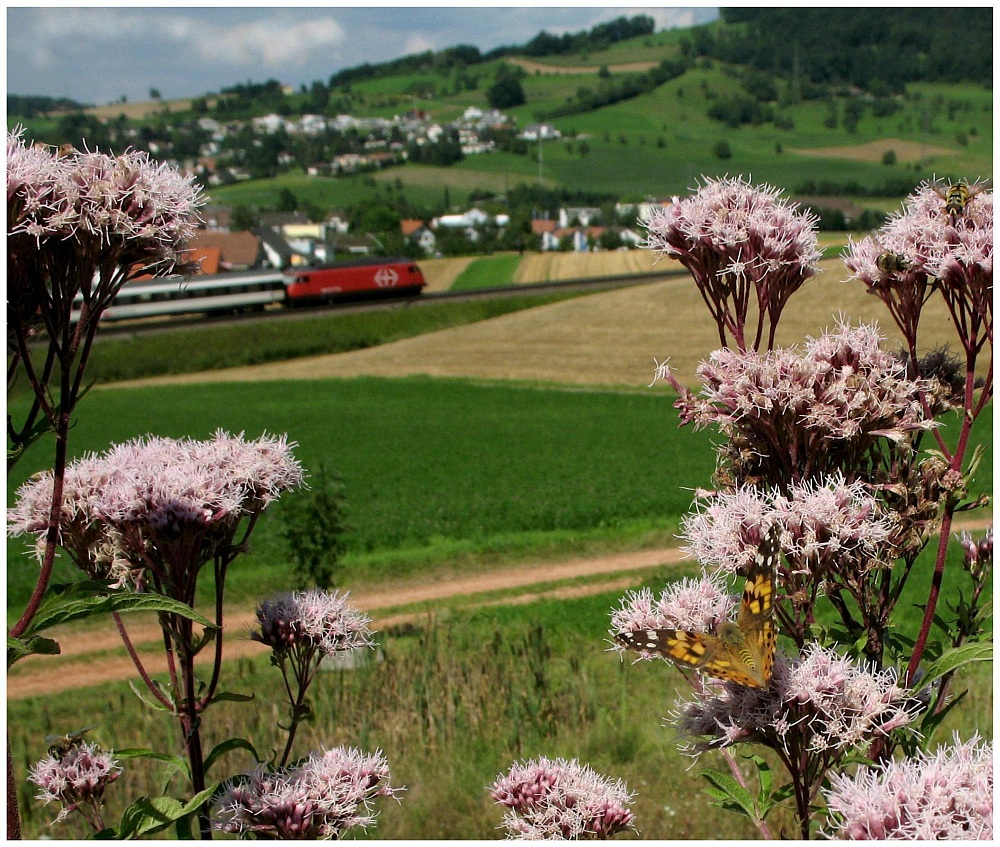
xmin=92 ymin=269 xmax=686 ymax=339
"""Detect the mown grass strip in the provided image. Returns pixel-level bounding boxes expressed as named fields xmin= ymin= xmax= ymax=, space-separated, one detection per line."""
xmin=449 ymin=254 xmax=523 ymax=290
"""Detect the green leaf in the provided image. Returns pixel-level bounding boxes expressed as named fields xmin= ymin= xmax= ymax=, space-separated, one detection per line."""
xmin=700 ymin=769 xmax=757 ymax=820
xmin=208 ymin=690 xmax=255 ymax=706
xmin=918 ymin=642 xmax=993 ymax=689
xmin=7 ymin=634 xmax=61 ymax=668
xmin=22 ymin=582 xmax=213 ymax=639
xmin=114 ymin=747 xmax=192 ymax=782
xmin=744 ymin=754 xmax=773 ymax=802
xmin=111 ymin=786 xmax=217 ymax=839
xmin=204 ymin=736 xmax=262 ymax=775
xmin=127 ymin=679 xmax=177 ymax=714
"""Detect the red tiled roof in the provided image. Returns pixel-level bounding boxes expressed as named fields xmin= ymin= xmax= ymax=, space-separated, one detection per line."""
xmin=531 ymin=219 xmax=558 ymax=234
xmin=400 ymin=219 xmax=426 ymax=236
xmin=187 ymin=231 xmax=261 ymax=268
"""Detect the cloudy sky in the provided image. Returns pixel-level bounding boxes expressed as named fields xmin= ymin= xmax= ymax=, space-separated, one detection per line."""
xmin=6 ymin=4 xmax=719 ymax=105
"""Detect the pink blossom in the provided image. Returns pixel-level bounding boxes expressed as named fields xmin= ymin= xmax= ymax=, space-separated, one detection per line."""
xmin=491 ymin=756 xmax=636 ymax=840
xmin=673 ymin=644 xmax=918 ymax=757
xmin=7 ymin=128 xmax=202 ymax=267
xmin=644 ymin=175 xmax=822 ymax=350
xmin=7 ymin=431 xmax=303 ymax=587
xmin=680 ymin=475 xmax=890 ymax=579
xmin=610 ymin=575 xmax=736 ymax=658
xmin=252 ymin=589 xmax=374 ymax=657
xmin=823 ymin=733 xmax=993 ymax=840
xmin=212 ymin=746 xmax=400 ymax=839
xmin=28 ymin=741 xmax=122 ymax=827
xmin=656 ymin=321 xmax=937 ymax=486
xmin=844 ymin=179 xmax=992 ymax=356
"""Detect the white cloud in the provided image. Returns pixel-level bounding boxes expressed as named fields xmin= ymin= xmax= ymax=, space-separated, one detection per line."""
xmin=200 ymin=18 xmax=346 ymax=67
xmin=403 ymin=34 xmax=438 ymax=56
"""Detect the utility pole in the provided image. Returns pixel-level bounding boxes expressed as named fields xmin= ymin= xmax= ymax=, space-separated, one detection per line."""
xmin=538 ymin=134 xmax=543 ymax=186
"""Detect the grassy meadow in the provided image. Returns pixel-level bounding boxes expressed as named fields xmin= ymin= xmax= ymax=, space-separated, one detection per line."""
xmin=8 ymin=577 xmax=992 ymax=840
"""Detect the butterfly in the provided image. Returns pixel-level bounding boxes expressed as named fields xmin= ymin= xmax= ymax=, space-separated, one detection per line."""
xmin=616 ymin=530 xmax=779 ymax=688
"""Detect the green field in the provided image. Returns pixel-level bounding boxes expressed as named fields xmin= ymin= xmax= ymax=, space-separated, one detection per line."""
xmin=204 ymin=64 xmax=991 ymax=213
xmin=6 ymin=376 xmax=722 ymax=614
xmin=449 ymin=254 xmax=522 ymax=290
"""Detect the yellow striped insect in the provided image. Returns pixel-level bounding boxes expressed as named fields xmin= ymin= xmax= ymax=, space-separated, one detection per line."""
xmin=933 ymin=181 xmax=985 ymax=224
xmin=616 ymin=531 xmax=779 ymax=688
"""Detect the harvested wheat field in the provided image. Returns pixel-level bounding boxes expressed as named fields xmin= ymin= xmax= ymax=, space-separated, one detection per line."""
xmin=416 ymin=255 xmax=478 ymax=291
xmin=513 ymin=249 xmax=667 ymax=283
xmin=790 ymin=137 xmax=959 ymax=164
xmin=112 ymin=257 xmax=976 ymax=391
xmin=508 ymin=58 xmax=660 ymax=75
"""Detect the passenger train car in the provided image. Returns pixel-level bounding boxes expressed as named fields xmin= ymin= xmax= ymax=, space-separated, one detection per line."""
xmin=76 ymin=258 xmax=426 ymax=322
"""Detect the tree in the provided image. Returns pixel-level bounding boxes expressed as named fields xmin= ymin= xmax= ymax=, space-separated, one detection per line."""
xmin=712 ymin=140 xmax=732 ymax=159
xmin=487 ymin=71 xmax=526 ymax=109
xmin=276 ymin=187 xmax=298 ymax=212
xmin=230 ymin=204 xmax=260 ymax=232
xmin=149 ymin=88 xmax=161 ymax=101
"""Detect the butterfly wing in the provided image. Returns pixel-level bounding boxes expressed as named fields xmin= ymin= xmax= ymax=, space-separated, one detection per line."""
xmin=615 ymin=531 xmax=780 ymax=689
xmin=734 ymin=529 xmax=779 ymax=686
xmin=615 ymin=627 xmax=725 ymax=670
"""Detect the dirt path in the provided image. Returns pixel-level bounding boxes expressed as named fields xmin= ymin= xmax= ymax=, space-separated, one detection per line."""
xmin=6 ymin=545 xmax=686 ymax=700
xmin=8 ymin=515 xmax=992 ymax=700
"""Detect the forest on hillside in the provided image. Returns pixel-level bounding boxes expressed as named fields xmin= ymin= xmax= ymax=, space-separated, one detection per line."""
xmin=702 ymin=8 xmax=992 ymax=92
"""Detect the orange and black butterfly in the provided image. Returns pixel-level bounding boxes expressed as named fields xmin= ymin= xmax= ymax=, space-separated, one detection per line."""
xmin=616 ymin=530 xmax=779 ymax=688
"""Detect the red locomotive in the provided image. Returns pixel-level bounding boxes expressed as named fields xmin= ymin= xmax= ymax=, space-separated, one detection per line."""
xmin=283 ymin=257 xmax=426 ymax=305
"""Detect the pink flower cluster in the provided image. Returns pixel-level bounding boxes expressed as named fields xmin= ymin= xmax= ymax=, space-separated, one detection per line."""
xmin=824 ymin=732 xmax=993 ymax=840
xmin=655 ymin=321 xmax=938 ymax=486
xmin=212 ymin=746 xmax=400 ymax=840
xmin=491 ymin=756 xmax=636 ymax=840
xmin=252 ymin=589 xmax=374 ymax=658
xmin=644 ymin=175 xmax=822 ymax=349
xmin=610 ymin=574 xmax=735 ymax=653
xmin=673 ymin=643 xmax=918 ymax=756
xmin=28 ymin=741 xmax=122 ymax=826
xmin=7 ymin=430 xmax=303 ymax=586
xmin=7 ymin=127 xmax=202 ymax=269
xmin=844 ymin=180 xmax=992 ymax=352
xmin=680 ymin=474 xmax=890 ymax=579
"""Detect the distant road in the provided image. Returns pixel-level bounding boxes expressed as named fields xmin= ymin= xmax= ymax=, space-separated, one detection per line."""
xmin=508 ymin=58 xmax=660 ymax=75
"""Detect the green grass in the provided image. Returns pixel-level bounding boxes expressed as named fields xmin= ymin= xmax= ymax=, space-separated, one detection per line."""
xmin=6 ymin=377 xmax=723 ymax=614
xmin=8 ymin=583 xmax=991 ymax=840
xmin=449 ymin=254 xmax=522 ymax=290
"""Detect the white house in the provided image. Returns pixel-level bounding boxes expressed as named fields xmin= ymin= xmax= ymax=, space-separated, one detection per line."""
xmin=559 ymin=207 xmax=602 ymax=228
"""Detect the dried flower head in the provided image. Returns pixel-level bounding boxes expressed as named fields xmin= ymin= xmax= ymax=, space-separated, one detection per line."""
xmin=491 ymin=756 xmax=636 ymax=840
xmin=252 ymin=589 xmax=374 ymax=657
xmin=28 ymin=740 xmax=122 ymax=828
xmin=7 ymin=430 xmax=303 ymax=589
xmin=212 ymin=746 xmax=400 ymax=840
xmin=645 ymin=175 xmax=822 ymax=350
xmin=823 ymin=732 xmax=993 ymax=840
